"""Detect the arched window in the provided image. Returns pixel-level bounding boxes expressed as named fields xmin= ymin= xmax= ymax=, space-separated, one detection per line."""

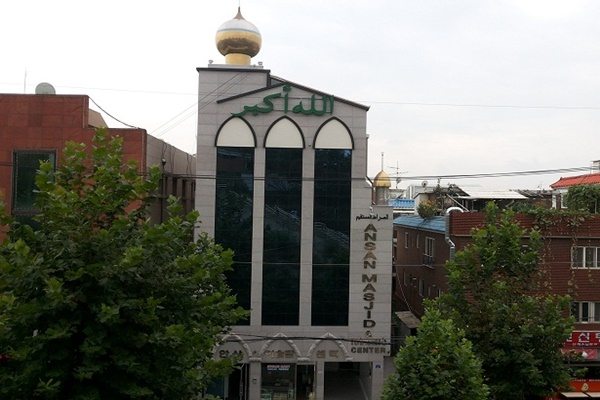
xmin=215 ymin=117 xmax=256 ymax=147
xmin=264 ymin=117 xmax=305 ymax=149
xmin=312 ymin=118 xmax=353 ymax=326
xmin=214 ymin=117 xmax=256 ymax=324
xmin=313 ymin=118 xmax=353 ymax=150
xmin=262 ymin=117 xmax=304 ymax=325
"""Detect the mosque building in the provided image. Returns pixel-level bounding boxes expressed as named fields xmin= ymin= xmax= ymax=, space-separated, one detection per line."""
xmin=196 ymin=8 xmax=393 ymax=400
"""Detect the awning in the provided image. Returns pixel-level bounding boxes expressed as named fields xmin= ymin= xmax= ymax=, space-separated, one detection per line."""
xmin=395 ymin=311 xmax=421 ymax=329
xmin=560 ymin=393 xmax=600 ymax=399
xmin=456 ymin=189 xmax=527 ymax=200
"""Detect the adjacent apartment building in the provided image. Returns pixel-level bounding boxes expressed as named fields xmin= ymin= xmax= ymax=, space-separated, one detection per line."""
xmin=394 ymin=210 xmax=600 ymax=389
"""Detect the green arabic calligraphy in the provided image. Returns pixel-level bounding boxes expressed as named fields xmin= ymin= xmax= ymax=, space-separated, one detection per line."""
xmin=232 ymin=84 xmax=335 ymax=117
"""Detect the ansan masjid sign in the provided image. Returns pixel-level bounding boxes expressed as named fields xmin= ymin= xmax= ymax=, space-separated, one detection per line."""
xmin=232 ymin=84 xmax=334 ymax=117
xmin=362 ymin=221 xmax=383 ymax=335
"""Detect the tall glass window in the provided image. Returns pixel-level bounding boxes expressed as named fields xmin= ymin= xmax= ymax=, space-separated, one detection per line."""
xmin=215 ymin=147 xmax=254 ymax=324
xmin=312 ymin=149 xmax=351 ymax=326
xmin=12 ymin=151 xmax=56 ymax=214
xmin=262 ymin=148 xmax=302 ymax=325
xmin=12 ymin=150 xmax=56 ymax=226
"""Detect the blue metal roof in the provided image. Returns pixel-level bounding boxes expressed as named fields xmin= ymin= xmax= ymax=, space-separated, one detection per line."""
xmin=393 ymin=215 xmax=446 ymax=233
xmin=388 ymin=198 xmax=415 ymax=209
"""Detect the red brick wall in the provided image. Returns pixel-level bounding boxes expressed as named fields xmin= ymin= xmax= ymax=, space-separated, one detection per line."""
xmin=0 ymin=94 xmax=147 ymax=240
xmin=394 ymin=212 xmax=600 ymax=330
xmin=393 ymin=225 xmax=449 ymax=317
xmin=449 ymin=212 xmax=600 ymax=330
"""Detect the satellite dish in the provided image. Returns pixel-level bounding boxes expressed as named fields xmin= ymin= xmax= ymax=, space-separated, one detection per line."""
xmin=35 ymin=82 xmax=56 ymax=95
xmin=421 ymin=180 xmax=428 ymax=188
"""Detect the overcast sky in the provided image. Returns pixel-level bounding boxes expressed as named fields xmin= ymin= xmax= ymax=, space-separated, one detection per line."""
xmin=2 ymin=0 xmax=600 ymax=191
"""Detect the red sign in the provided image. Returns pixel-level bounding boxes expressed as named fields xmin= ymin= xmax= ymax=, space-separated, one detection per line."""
xmin=565 ymin=331 xmax=600 ymax=347
xmin=562 ymin=348 xmax=599 ymax=360
xmin=544 ymin=380 xmax=600 ymax=399
xmin=570 ymin=379 xmax=600 ymax=392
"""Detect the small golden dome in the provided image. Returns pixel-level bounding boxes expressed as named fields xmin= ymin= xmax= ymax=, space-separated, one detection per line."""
xmin=374 ymin=170 xmax=392 ymax=188
xmin=215 ymin=7 xmax=262 ymax=65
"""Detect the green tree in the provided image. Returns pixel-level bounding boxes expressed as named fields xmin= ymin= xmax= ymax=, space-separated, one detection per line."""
xmin=0 ymin=130 xmax=244 ymax=399
xmin=566 ymin=184 xmax=600 ymax=213
xmin=441 ymin=203 xmax=573 ymax=400
xmin=417 ymin=200 xmax=437 ymax=219
xmin=382 ymin=305 xmax=488 ymax=400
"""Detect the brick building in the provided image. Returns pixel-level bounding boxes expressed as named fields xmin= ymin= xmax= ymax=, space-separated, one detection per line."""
xmin=0 ymin=92 xmax=195 ymax=239
xmin=393 ymin=211 xmax=600 ymax=382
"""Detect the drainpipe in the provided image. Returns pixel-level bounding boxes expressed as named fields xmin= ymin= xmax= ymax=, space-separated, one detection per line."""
xmin=445 ymin=207 xmax=464 ymax=260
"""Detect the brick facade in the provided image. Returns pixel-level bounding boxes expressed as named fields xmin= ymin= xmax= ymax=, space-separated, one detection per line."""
xmin=394 ymin=212 xmax=600 ymax=332
xmin=0 ymin=93 xmax=195 ymax=240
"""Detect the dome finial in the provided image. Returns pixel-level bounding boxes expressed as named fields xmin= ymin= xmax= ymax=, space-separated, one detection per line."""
xmin=216 ymin=6 xmax=262 ymax=65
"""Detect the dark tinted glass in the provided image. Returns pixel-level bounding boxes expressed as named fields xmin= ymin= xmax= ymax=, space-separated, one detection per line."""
xmin=312 ymin=149 xmax=351 ymax=326
xmin=311 ymin=266 xmax=349 ymax=326
xmin=262 ymin=264 xmax=300 ymax=325
xmin=13 ymin=151 xmax=55 ymax=214
xmin=215 ymin=147 xmax=254 ymax=323
xmin=262 ymin=148 xmax=302 ymax=325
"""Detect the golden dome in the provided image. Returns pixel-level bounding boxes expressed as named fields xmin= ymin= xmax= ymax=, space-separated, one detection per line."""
xmin=373 ymin=170 xmax=392 ymax=188
xmin=215 ymin=7 xmax=262 ymax=65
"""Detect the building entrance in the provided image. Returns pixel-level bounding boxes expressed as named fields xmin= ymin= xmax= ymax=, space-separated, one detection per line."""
xmin=296 ymin=364 xmax=315 ymax=400
xmin=260 ymin=363 xmax=315 ymax=400
xmin=205 ymin=363 xmax=249 ymax=400
xmin=228 ymin=363 xmax=249 ymax=400
xmin=323 ymin=362 xmax=366 ymax=400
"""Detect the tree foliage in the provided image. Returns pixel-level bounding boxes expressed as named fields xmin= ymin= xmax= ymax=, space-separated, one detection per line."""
xmin=566 ymin=184 xmax=600 ymax=213
xmin=382 ymin=305 xmax=488 ymax=400
xmin=441 ymin=203 xmax=573 ymax=400
xmin=417 ymin=200 xmax=437 ymax=219
xmin=0 ymin=130 xmax=244 ymax=399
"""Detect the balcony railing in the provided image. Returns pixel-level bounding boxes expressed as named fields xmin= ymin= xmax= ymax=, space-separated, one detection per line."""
xmin=422 ymin=254 xmax=435 ymax=266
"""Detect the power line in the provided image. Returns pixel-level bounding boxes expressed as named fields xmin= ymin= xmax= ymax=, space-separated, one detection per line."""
xmin=142 ymin=165 xmax=596 ymax=183
xmin=4 ymin=80 xmax=600 ymax=111
xmin=225 ymin=333 xmax=391 ymax=346
xmin=150 ymin=72 xmax=250 ymax=139
xmin=89 ymin=97 xmax=140 ymax=129
xmin=394 ymin=166 xmax=594 ymax=181
xmin=363 ymin=100 xmax=600 ymax=111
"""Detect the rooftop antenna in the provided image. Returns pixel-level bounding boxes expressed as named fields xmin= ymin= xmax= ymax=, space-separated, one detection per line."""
xmin=387 ymin=161 xmax=407 ymax=188
xmin=23 ymin=68 xmax=27 ymax=93
xmin=380 ymin=152 xmax=384 ymax=170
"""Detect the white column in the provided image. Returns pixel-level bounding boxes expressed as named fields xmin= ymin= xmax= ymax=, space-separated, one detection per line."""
xmin=248 ymin=361 xmax=261 ymax=400
xmin=370 ymin=359 xmax=386 ymax=400
xmin=315 ymin=361 xmax=325 ymax=400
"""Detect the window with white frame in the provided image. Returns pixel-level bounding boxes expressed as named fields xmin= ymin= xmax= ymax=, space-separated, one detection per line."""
xmin=418 ymin=279 xmax=425 ymax=297
xmin=424 ymin=237 xmax=435 ymax=266
xmin=416 ymin=233 xmax=420 ymax=248
xmin=571 ymin=301 xmax=600 ymax=323
xmin=404 ymin=232 xmax=409 ymax=249
xmin=425 ymin=237 xmax=435 ymax=257
xmin=572 ymin=246 xmax=600 ymax=269
xmin=560 ymin=193 xmax=568 ymax=209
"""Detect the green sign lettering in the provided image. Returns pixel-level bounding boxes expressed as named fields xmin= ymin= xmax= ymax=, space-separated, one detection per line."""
xmin=232 ymin=84 xmax=334 ymax=117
